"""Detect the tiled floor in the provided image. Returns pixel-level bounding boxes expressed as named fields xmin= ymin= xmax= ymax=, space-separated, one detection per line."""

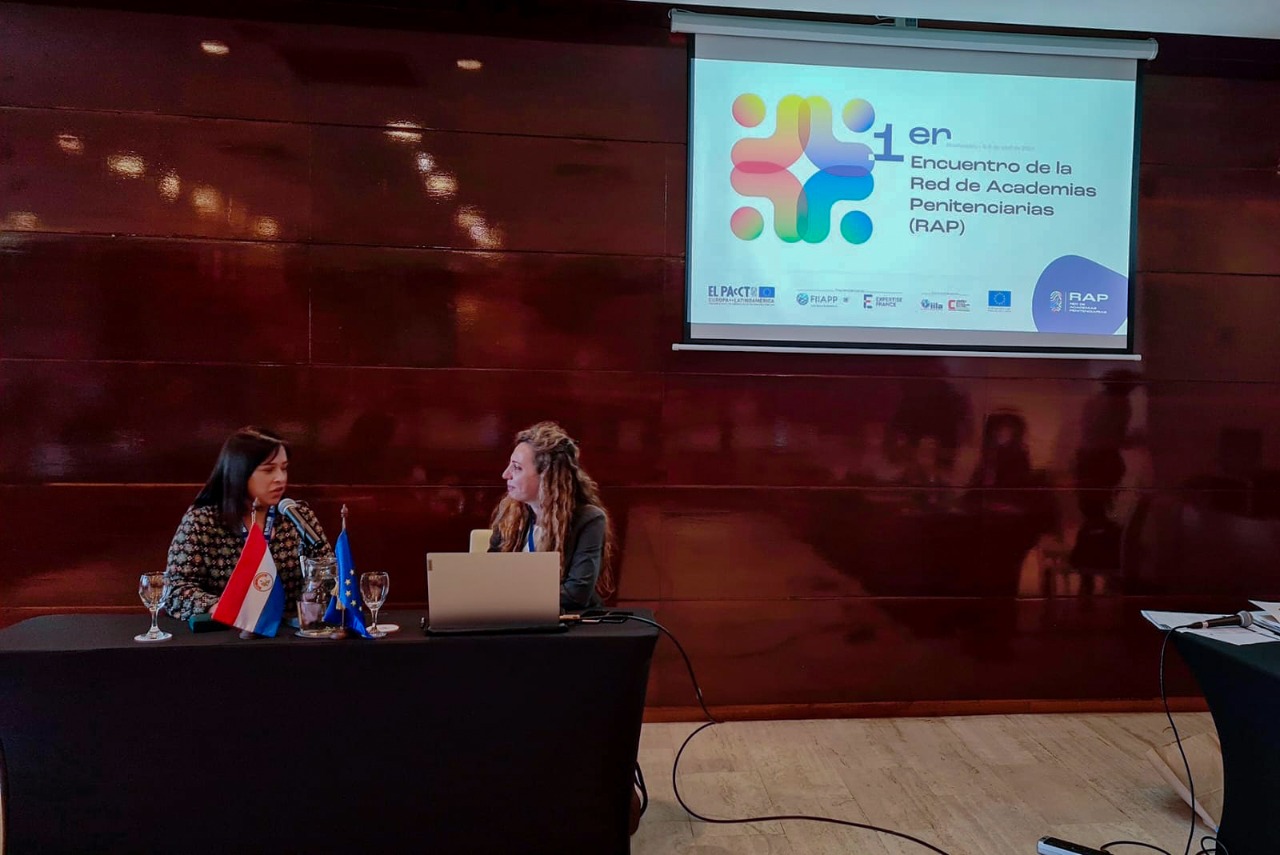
xmin=633 ymin=713 xmax=1218 ymax=855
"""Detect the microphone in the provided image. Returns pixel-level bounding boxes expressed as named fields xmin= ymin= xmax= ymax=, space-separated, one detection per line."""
xmin=1183 ymin=610 xmax=1254 ymax=630
xmin=277 ymin=498 xmax=321 ymax=549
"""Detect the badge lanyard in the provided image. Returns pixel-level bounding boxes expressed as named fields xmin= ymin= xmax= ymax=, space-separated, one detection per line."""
xmin=243 ymin=505 xmax=278 ymax=543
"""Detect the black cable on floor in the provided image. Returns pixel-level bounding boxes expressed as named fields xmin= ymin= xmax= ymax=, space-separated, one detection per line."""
xmin=615 ymin=613 xmax=956 ymax=855
xmin=1099 ymin=626 xmax=1230 ymax=855
xmin=600 ymin=611 xmax=1233 ymax=855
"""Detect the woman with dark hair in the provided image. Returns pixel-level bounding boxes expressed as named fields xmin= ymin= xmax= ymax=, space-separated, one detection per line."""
xmin=489 ymin=421 xmax=614 ymax=611
xmin=163 ymin=426 xmax=332 ymax=621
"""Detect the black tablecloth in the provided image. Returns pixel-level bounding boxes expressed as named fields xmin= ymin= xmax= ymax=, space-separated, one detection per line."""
xmin=0 ymin=610 xmax=658 ymax=854
xmin=1174 ymin=631 xmax=1280 ymax=855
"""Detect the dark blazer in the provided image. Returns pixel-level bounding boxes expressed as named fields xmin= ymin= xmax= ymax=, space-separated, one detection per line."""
xmin=489 ymin=503 xmax=606 ymax=611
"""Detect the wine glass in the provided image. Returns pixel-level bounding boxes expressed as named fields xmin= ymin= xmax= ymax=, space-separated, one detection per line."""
xmin=135 ymin=573 xmax=172 ymax=642
xmin=359 ymin=571 xmax=390 ymax=638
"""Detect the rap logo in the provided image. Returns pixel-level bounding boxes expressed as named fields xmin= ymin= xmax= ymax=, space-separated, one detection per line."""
xmin=1069 ymin=292 xmax=1109 ymax=303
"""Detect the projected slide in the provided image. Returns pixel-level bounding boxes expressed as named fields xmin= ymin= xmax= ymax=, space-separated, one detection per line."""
xmin=687 ymin=57 xmax=1138 ymax=351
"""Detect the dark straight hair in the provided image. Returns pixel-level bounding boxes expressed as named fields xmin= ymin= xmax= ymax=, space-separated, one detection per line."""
xmin=193 ymin=426 xmax=289 ymax=532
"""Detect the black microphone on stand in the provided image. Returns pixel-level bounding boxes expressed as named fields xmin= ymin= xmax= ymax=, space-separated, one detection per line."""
xmin=1182 ymin=610 xmax=1254 ymax=630
xmin=278 ymin=498 xmax=322 ymax=549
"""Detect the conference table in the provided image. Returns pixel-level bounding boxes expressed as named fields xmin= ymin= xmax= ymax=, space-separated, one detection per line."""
xmin=1174 ymin=631 xmax=1280 ymax=855
xmin=0 ymin=610 xmax=658 ymax=855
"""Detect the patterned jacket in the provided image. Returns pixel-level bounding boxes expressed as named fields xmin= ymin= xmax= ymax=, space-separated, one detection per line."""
xmin=163 ymin=502 xmax=333 ymax=621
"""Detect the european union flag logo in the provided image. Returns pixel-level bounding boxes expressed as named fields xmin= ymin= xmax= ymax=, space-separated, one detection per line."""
xmin=323 ymin=528 xmax=373 ymax=638
xmin=758 ymin=286 xmax=776 ymax=299
xmin=988 ymin=290 xmax=1012 ymax=308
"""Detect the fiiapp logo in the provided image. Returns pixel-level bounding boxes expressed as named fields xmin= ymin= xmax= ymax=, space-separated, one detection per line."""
xmin=729 ymin=94 xmax=877 ymax=246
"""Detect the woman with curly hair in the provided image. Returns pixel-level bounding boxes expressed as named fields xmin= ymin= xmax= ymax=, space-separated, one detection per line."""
xmin=488 ymin=421 xmax=614 ymax=610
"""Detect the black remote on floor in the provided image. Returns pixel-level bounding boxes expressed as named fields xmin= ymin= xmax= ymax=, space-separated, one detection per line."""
xmin=1036 ymin=838 xmax=1108 ymax=855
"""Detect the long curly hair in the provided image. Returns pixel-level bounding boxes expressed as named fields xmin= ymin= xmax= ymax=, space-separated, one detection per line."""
xmin=490 ymin=422 xmax=614 ymax=600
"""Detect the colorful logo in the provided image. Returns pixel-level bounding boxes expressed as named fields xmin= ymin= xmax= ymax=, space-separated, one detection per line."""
xmin=252 ymin=572 xmax=274 ymax=592
xmin=730 ymin=94 xmax=876 ymax=245
xmin=988 ymin=290 xmax=1012 ymax=308
xmin=1049 ymin=290 xmax=1064 ymax=313
xmin=864 ymin=293 xmax=874 ymax=308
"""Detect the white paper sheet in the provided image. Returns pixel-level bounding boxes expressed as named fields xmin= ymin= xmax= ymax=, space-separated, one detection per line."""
xmin=1139 ymin=609 xmax=1279 ymax=645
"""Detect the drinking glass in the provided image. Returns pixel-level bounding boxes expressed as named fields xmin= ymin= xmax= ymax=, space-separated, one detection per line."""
xmin=135 ymin=573 xmax=172 ymax=642
xmin=359 ymin=571 xmax=390 ymax=637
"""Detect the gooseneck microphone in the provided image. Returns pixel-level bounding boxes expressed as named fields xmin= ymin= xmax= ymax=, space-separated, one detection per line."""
xmin=1183 ymin=610 xmax=1254 ymax=630
xmin=277 ymin=498 xmax=322 ymax=549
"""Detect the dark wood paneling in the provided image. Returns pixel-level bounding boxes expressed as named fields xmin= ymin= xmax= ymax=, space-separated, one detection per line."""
xmin=0 ymin=361 xmax=666 ymax=486
xmin=0 ymin=6 xmax=307 ymax=122
xmin=1139 ymin=165 xmax=1280 ymax=276
xmin=306 ymin=366 xmax=665 ymax=486
xmin=1139 ymin=273 xmax=1280 ymax=382
xmin=613 ymin=488 xmax=1051 ymax=601
xmin=0 ymin=4 xmax=685 ymax=141
xmin=0 ymin=485 xmax=199 ymax=607
xmin=661 ymin=373 xmax=985 ymax=487
xmin=663 ymin=144 xmax=687 ymax=258
xmin=309 ymin=245 xmax=667 ymax=370
xmin=309 ymin=125 xmax=672 ymax=254
xmin=0 ymin=234 xmax=309 ymax=362
xmin=0 ymin=107 xmax=311 ymax=241
xmin=1142 ymin=75 xmax=1280 ymax=169
xmin=1144 ymin=380 xmax=1280 ymax=489
xmin=289 ymin=25 xmax=686 ymax=141
xmin=0 ymin=362 xmax=315 ymax=483
xmin=627 ymin=596 xmax=1223 ymax=707
xmin=4 ymin=0 xmax=1280 ymax=713
xmin=603 ymin=486 xmax=1280 ymax=603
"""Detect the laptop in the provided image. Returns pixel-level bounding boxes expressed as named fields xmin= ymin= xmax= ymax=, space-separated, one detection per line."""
xmin=424 ymin=551 xmax=565 ymax=634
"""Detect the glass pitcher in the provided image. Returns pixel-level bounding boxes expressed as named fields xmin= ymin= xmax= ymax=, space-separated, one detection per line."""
xmin=297 ymin=555 xmax=338 ymax=638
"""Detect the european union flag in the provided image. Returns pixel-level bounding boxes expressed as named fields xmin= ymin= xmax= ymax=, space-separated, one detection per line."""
xmin=323 ymin=528 xmax=373 ymax=638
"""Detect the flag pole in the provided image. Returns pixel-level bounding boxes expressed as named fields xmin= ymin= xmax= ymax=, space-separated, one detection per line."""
xmin=331 ymin=504 xmax=350 ymax=640
xmin=337 ymin=504 xmax=348 ymax=614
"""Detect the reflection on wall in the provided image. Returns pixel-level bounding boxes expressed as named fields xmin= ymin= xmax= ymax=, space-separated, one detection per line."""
xmin=2 ymin=1 xmax=1280 ymax=708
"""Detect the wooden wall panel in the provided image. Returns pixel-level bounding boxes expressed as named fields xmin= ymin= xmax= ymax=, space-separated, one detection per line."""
xmin=4 ymin=0 xmax=1280 ymax=712
xmin=309 ymin=246 xmax=668 ymax=370
xmin=309 ymin=126 xmax=674 ymax=254
xmin=0 ymin=108 xmax=311 ymax=241
xmin=0 ymin=4 xmax=686 ymax=140
xmin=1138 ymin=166 xmax=1280 ymax=275
xmin=0 ymin=234 xmax=309 ymax=363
